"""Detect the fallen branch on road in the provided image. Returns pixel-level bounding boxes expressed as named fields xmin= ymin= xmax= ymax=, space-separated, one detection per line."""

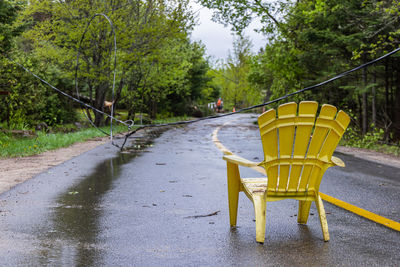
xmin=184 ymin=211 xmax=220 ymax=219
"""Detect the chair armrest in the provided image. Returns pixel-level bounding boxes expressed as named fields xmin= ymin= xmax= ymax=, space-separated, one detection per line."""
xmin=223 ymin=154 xmax=260 ymax=167
xmin=331 ymin=156 xmax=345 ymax=167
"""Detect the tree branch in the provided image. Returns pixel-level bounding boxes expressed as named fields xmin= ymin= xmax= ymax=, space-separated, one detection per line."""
xmin=253 ymin=0 xmax=281 ymax=28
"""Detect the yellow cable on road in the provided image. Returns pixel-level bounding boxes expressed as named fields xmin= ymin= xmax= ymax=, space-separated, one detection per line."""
xmin=213 ymin=121 xmax=400 ymax=232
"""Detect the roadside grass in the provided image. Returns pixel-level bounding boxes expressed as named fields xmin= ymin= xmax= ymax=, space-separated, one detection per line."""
xmin=340 ymin=139 xmax=400 ymax=156
xmin=340 ymin=127 xmax=400 ymax=157
xmin=0 ymin=115 xmax=193 ymax=158
xmin=153 ymin=115 xmax=190 ymax=124
xmin=0 ymin=124 xmax=130 ymax=158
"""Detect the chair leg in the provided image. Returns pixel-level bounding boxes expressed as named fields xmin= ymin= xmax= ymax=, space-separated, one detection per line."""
xmin=298 ymin=200 xmax=312 ymax=224
xmin=253 ymin=194 xmax=267 ymax=243
xmin=315 ymin=194 xmax=330 ymax=241
xmin=227 ymin=162 xmax=241 ymax=227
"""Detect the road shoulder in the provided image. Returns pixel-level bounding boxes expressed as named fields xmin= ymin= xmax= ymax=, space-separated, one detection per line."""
xmin=0 ymin=136 xmax=110 ymax=195
xmin=336 ymin=146 xmax=400 ymax=169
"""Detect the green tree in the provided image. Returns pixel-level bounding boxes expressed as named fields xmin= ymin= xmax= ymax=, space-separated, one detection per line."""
xmin=196 ymin=0 xmax=288 ymax=36
xmin=19 ymin=0 xmax=197 ymax=125
xmin=114 ymin=0 xmax=196 ymax=119
xmin=0 ymin=52 xmax=76 ymax=128
xmin=213 ymin=36 xmax=262 ymax=110
xmin=156 ymin=41 xmax=213 ymax=117
xmin=0 ymin=0 xmax=22 ymax=54
xmin=201 ymin=0 xmax=400 ymax=142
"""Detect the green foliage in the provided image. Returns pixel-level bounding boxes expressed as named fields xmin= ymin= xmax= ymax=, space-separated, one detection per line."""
xmin=0 ymin=0 xmax=23 ymax=54
xmin=341 ymin=126 xmax=400 ymax=156
xmin=2 ymin=0 xmax=400 ymax=158
xmin=0 ymin=0 xmax=216 ymax=131
xmin=186 ymin=42 xmax=213 ymax=103
xmin=197 ymin=0 xmax=288 ymax=36
xmin=203 ymin=0 xmax=400 ymax=143
xmin=15 ymin=0 xmax=204 ymax=125
xmin=0 ymin=53 xmax=76 ymax=128
xmin=342 ymin=126 xmax=384 ymax=149
xmin=211 ymin=36 xmax=263 ymax=110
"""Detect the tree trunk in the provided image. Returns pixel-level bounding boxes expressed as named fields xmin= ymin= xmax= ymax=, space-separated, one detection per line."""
xmin=6 ymin=97 xmax=10 ymax=128
xmin=265 ymin=86 xmax=271 ymax=103
xmin=394 ymin=88 xmax=400 ymax=140
xmin=357 ymin=94 xmax=362 ymax=132
xmin=128 ymin=107 xmax=136 ymax=121
xmin=85 ymin=82 xmax=94 ymax=122
xmin=149 ymin=99 xmax=157 ymax=119
xmin=93 ymin=83 xmax=107 ymax=127
xmin=390 ymin=61 xmax=395 ymax=120
xmin=385 ymin=60 xmax=389 ymax=115
xmin=362 ymin=66 xmax=368 ymax=135
xmin=372 ymin=73 xmax=376 ymax=127
xmin=394 ymin=63 xmax=400 ymax=140
xmin=113 ymin=78 xmax=125 ymax=112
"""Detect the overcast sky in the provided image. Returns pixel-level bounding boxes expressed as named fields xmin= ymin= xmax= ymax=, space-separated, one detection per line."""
xmin=190 ymin=2 xmax=267 ymax=61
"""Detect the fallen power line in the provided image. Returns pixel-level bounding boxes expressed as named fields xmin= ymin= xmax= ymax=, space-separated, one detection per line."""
xmin=4 ymin=13 xmax=400 ymax=150
xmin=119 ymin=46 xmax=400 ymax=149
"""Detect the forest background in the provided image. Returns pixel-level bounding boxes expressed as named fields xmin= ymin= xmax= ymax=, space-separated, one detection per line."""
xmin=0 ymin=0 xmax=400 ymax=156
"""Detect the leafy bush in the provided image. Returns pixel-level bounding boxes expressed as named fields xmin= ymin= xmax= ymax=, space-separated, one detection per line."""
xmin=341 ymin=126 xmax=400 ymax=156
xmin=342 ymin=126 xmax=383 ymax=148
xmin=0 ymin=54 xmax=77 ymax=129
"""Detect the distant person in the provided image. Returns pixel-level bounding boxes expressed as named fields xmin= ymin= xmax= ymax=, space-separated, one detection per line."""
xmin=217 ymin=97 xmax=223 ymax=113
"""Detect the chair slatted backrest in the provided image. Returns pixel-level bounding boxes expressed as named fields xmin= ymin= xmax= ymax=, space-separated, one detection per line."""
xmin=258 ymin=101 xmax=350 ymax=194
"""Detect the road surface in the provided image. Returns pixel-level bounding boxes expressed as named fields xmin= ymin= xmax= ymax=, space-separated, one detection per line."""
xmin=0 ymin=114 xmax=399 ymax=266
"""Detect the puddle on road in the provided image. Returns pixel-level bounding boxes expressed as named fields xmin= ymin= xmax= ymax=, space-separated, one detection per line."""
xmin=36 ymin=128 xmax=165 ymax=266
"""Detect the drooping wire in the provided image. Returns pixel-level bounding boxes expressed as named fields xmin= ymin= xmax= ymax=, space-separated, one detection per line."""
xmin=119 ymin=46 xmax=400 ymax=149
xmin=7 ymin=46 xmax=400 ymax=150
xmin=4 ymin=10 xmax=400 ymax=151
xmin=74 ymin=13 xmax=121 ymax=144
xmin=5 ymin=56 xmax=130 ymax=126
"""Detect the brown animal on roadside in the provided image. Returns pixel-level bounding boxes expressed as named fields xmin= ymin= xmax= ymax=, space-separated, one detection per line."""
xmin=104 ymin=100 xmax=115 ymax=111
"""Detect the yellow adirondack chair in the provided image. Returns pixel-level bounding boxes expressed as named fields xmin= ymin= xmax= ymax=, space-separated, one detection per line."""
xmin=223 ymin=101 xmax=350 ymax=243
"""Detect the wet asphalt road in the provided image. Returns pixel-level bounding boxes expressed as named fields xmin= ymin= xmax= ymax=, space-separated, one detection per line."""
xmin=0 ymin=114 xmax=399 ymax=266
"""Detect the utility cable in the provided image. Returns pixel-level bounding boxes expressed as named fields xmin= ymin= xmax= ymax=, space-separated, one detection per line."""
xmin=5 ymin=12 xmax=400 ymax=150
xmin=120 ymin=47 xmax=400 ymax=149
xmin=7 ymin=46 xmax=400 ymax=150
xmin=7 ymin=56 xmax=132 ymax=128
xmin=74 ymin=13 xmax=120 ymax=144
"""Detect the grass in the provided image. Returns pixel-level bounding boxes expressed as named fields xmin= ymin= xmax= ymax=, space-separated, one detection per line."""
xmin=340 ymin=127 xmax=400 ymax=157
xmin=340 ymin=139 xmax=400 ymax=156
xmin=0 ymin=124 xmax=130 ymax=158
xmin=0 ymin=115 xmax=193 ymax=158
xmin=153 ymin=115 xmax=191 ymax=124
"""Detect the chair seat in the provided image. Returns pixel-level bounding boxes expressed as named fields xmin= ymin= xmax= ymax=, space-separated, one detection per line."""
xmin=241 ymin=178 xmax=268 ymax=194
xmin=241 ymin=177 xmax=317 ymax=201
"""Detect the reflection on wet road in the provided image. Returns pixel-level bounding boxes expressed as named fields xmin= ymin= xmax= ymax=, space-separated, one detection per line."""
xmin=0 ymin=129 xmax=163 ymax=266
xmin=42 ymin=130 xmax=162 ymax=266
xmin=0 ymin=115 xmax=399 ymax=266
xmin=42 ymin=156 xmax=130 ymax=265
